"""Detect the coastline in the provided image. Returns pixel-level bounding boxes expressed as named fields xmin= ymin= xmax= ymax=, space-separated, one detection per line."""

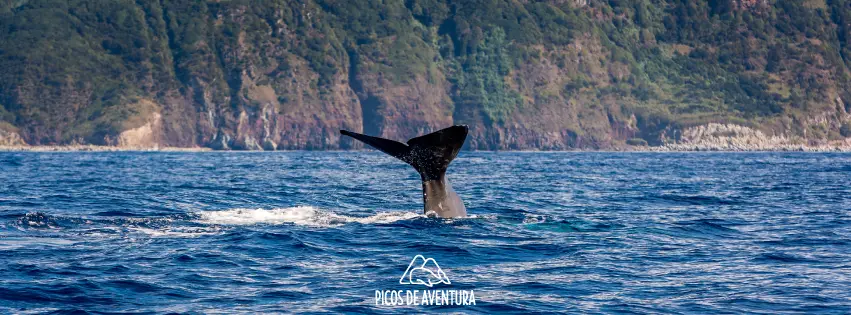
xmin=0 ymin=145 xmax=212 ymax=152
xmin=641 ymin=145 xmax=851 ymax=152
xmin=2 ymin=144 xmax=851 ymax=152
xmin=4 ymin=123 xmax=851 ymax=153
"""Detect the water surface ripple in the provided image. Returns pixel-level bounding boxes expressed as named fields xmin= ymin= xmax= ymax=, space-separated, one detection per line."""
xmin=1 ymin=152 xmax=850 ymax=313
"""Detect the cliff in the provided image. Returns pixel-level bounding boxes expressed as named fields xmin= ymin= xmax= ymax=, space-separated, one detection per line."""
xmin=2 ymin=0 xmax=851 ymax=150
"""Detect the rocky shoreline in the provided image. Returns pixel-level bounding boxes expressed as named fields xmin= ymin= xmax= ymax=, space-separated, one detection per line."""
xmin=0 ymin=145 xmax=211 ymax=152
xmin=3 ymin=122 xmax=851 ymax=152
xmin=3 ymin=145 xmax=851 ymax=153
xmin=649 ymin=144 xmax=851 ymax=152
xmin=650 ymin=123 xmax=851 ymax=152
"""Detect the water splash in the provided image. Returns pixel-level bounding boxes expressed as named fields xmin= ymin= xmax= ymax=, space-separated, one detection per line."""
xmin=195 ymin=206 xmax=422 ymax=227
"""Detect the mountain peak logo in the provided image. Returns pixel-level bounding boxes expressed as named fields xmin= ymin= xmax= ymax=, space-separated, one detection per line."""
xmin=399 ymin=255 xmax=451 ymax=287
xmin=375 ymin=254 xmax=475 ymax=306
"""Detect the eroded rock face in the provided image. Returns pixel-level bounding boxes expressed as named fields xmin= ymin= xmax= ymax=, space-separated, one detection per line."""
xmin=659 ymin=123 xmax=851 ymax=151
xmin=354 ymin=74 xmax=454 ymax=142
xmin=671 ymin=123 xmax=795 ymax=151
xmin=459 ymin=37 xmax=636 ymax=150
xmin=117 ymin=113 xmax=162 ymax=148
xmin=0 ymin=129 xmax=26 ymax=146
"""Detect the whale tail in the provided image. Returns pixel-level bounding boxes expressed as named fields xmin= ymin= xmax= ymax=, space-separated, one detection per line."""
xmin=340 ymin=125 xmax=468 ymax=180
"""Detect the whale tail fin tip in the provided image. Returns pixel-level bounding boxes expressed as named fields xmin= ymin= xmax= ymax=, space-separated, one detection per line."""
xmin=339 ymin=129 xmax=411 ymax=162
xmin=340 ymin=125 xmax=468 ymax=180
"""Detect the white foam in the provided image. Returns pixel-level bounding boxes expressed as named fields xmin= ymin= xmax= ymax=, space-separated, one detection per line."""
xmin=195 ymin=206 xmax=422 ymax=227
xmin=0 ymin=237 xmax=76 ymax=250
xmin=128 ymin=226 xmax=224 ymax=238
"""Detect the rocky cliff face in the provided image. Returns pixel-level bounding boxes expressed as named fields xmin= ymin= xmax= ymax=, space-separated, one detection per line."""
xmin=0 ymin=126 xmax=25 ymax=146
xmin=2 ymin=0 xmax=851 ymax=150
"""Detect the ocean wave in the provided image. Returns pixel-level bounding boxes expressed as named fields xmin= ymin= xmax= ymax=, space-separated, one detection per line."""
xmin=195 ymin=206 xmax=422 ymax=227
xmin=521 ymin=214 xmax=622 ymax=233
xmin=126 ymin=226 xmax=224 ymax=238
xmin=6 ymin=212 xmax=219 ymax=239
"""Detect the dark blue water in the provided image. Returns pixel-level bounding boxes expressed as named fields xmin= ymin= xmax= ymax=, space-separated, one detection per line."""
xmin=1 ymin=152 xmax=850 ymax=314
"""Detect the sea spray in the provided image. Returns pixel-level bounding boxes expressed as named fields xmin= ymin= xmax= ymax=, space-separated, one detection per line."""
xmin=196 ymin=207 xmax=421 ymax=226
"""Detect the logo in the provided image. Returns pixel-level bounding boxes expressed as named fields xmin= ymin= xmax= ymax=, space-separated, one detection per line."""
xmin=374 ymin=254 xmax=476 ymax=307
xmin=399 ymin=255 xmax=451 ymax=287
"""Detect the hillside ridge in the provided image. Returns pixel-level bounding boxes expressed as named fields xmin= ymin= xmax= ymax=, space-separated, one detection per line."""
xmin=1 ymin=0 xmax=851 ymax=150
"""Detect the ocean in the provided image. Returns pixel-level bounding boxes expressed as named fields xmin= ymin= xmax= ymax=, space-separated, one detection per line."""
xmin=1 ymin=152 xmax=849 ymax=314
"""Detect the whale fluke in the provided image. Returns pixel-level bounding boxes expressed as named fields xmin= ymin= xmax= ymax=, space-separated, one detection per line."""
xmin=340 ymin=125 xmax=469 ymax=218
xmin=340 ymin=126 xmax=467 ymax=180
xmin=340 ymin=129 xmax=412 ymax=163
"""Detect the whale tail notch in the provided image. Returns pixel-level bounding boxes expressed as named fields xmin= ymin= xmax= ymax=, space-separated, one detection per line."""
xmin=340 ymin=125 xmax=468 ymax=180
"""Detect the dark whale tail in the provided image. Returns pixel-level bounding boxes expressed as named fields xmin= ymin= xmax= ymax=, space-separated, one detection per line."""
xmin=340 ymin=125 xmax=468 ymax=180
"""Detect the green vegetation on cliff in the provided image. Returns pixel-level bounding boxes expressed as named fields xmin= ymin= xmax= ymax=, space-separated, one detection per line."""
xmin=1 ymin=0 xmax=850 ymax=149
